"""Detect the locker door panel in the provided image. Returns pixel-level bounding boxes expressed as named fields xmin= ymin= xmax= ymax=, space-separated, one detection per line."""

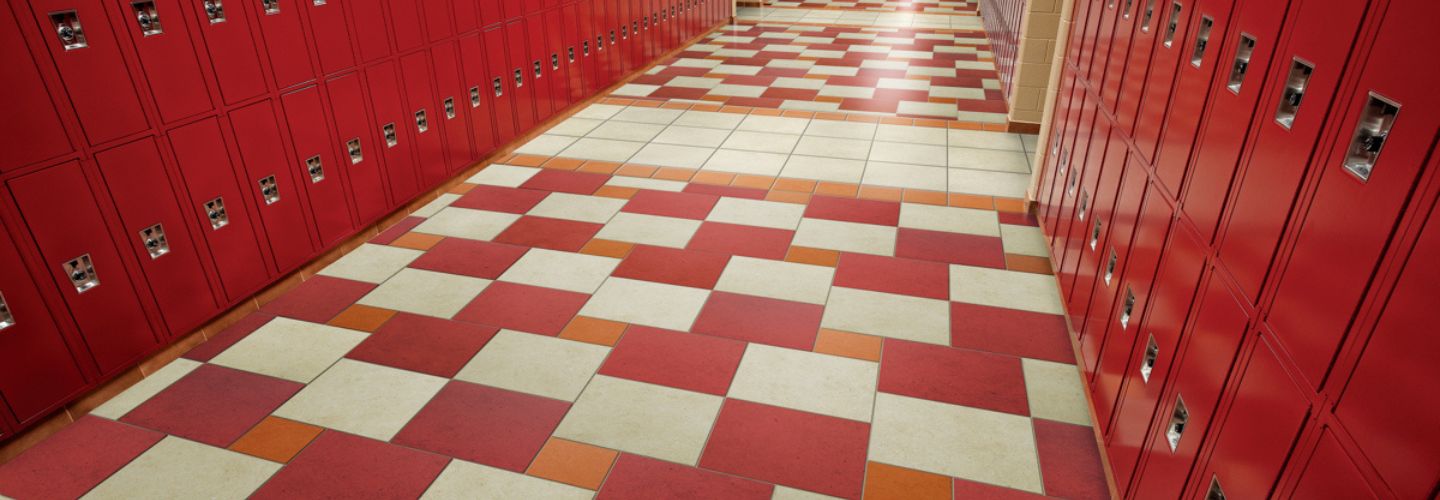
xmin=305 ymin=0 xmax=356 ymax=75
xmin=0 ymin=5 xmax=72 ymax=172
xmin=0 ymin=225 xmax=89 ymax=424
xmin=421 ymin=0 xmax=454 ymax=42
xmin=387 ymin=0 xmax=425 ymax=51
xmin=1084 ymin=0 xmax=1121 ymax=89
xmin=399 ymin=52 xmax=450 ymax=185
xmin=500 ymin=0 xmax=524 ymax=20
xmin=1150 ymin=0 xmax=1238 ymax=196
xmin=478 ymin=0 xmax=502 ymax=27
xmin=228 ymin=101 xmax=317 ymax=271
xmin=1289 ymin=430 xmax=1378 ymax=500
xmin=189 ymin=0 xmax=268 ymax=104
xmin=482 ymin=27 xmax=519 ymax=143
xmin=526 ymin=14 xmax=554 ymax=120
xmin=1193 ymin=336 xmax=1309 ymax=499
xmin=1038 ymin=74 xmax=1082 ymax=229
xmin=1064 ymin=135 xmax=1129 ymax=335
xmin=349 ymin=0 xmax=393 ymax=62
xmin=28 ymin=0 xmax=149 ymax=145
xmin=431 ymin=42 xmax=475 ymax=172
xmin=281 ymin=86 xmax=355 ymax=246
xmin=1133 ymin=0 xmax=1195 ymax=163
xmin=1057 ymin=120 xmax=1117 ymax=309
xmin=547 ymin=8 xmax=571 ymax=109
xmin=506 ymin=21 xmax=537 ymax=132
xmin=166 ymin=118 xmax=271 ymax=301
xmin=452 ymin=0 xmax=478 ymax=33
xmin=325 ymin=73 xmax=389 ymax=224
xmin=253 ymin=0 xmax=316 ymax=89
xmin=1115 ymin=0 xmax=1163 ymax=133
xmin=458 ymin=34 xmax=498 ymax=156
xmin=1078 ymin=161 xmax=1150 ymax=370
xmin=563 ymin=4 xmax=586 ymax=102
xmin=1100 ymin=0 xmax=1138 ymax=113
xmin=117 ymin=0 xmax=214 ymax=123
xmin=1066 ymin=0 xmax=1096 ymax=65
xmin=363 ymin=61 xmax=423 ymax=202
xmin=1216 ymin=0 xmax=1372 ymax=301
xmin=8 ymin=161 xmax=159 ymax=373
xmin=1266 ymin=0 xmax=1440 ymax=388
xmin=1047 ymin=93 xmax=1098 ymax=251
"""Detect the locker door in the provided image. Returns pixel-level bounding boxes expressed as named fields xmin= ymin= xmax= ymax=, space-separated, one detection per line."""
xmin=1066 ymin=0 xmax=1096 ymax=65
xmin=326 ymin=73 xmax=390 ymax=224
xmin=1115 ymin=0 xmax=1164 ymax=133
xmin=452 ymin=0 xmax=479 ymax=33
xmin=116 ymin=0 xmax=214 ymax=123
xmin=1057 ymin=119 xmax=1116 ymax=306
xmin=1077 ymin=160 xmax=1149 ymax=367
xmin=1086 ymin=0 xmax=1123 ymax=94
xmin=563 ymin=4 xmax=587 ymax=102
xmin=431 ymin=41 xmax=476 ymax=172
xmin=0 ymin=224 xmax=89 ymax=425
xmin=1061 ymin=128 xmax=1128 ymax=330
xmin=252 ymin=0 xmax=316 ymax=89
xmin=1216 ymin=0 xmax=1373 ymax=301
xmin=500 ymin=0 xmax=524 ymax=20
xmin=1179 ymin=0 xmax=1293 ymax=242
xmin=506 ymin=20 xmax=538 ymax=132
xmin=421 ymin=0 xmax=454 ymax=42
xmin=228 ymin=100 xmax=318 ymax=272
xmin=349 ymin=0 xmax=393 ymax=62
xmin=387 ymin=0 xmax=426 ymax=51
xmin=0 ymin=5 xmax=72 ymax=172
xmin=1133 ymin=0 xmax=1196 ymax=163
xmin=1079 ymin=0 xmax=1113 ymax=86
xmin=1288 ymin=430 xmax=1378 ymax=500
xmin=483 ymin=26 xmax=520 ymax=143
xmin=478 ymin=0 xmax=502 ymax=27
xmin=8 ymin=161 xmax=159 ymax=373
xmin=1046 ymin=93 xmax=1098 ymax=249
xmin=1150 ymin=0 xmax=1238 ymax=196
xmin=594 ymin=0 xmax=615 ymax=88
xmin=1265 ymin=0 xmax=1440 ymax=388
xmin=305 ymin=0 xmax=356 ymax=75
xmin=188 ymin=0 xmax=267 ymax=104
xmin=1099 ymin=0 xmax=1141 ymax=111
xmin=364 ymin=61 xmax=423 ymax=203
xmin=459 ymin=34 xmax=499 ymax=156
xmin=281 ymin=86 xmax=356 ymax=246
xmin=399 ymin=52 xmax=450 ymax=185
xmin=94 ymin=139 xmax=218 ymax=335
xmin=547 ymin=8 xmax=571 ymax=109
xmin=1037 ymin=74 xmax=1081 ymax=227
xmin=28 ymin=0 xmax=149 ymax=145
xmin=526 ymin=14 xmax=555 ymax=121
xmin=166 ymin=118 xmax=271 ymax=301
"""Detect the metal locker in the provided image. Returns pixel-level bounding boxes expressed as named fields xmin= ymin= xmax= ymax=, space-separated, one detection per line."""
xmin=115 ymin=0 xmax=214 ymax=123
xmin=421 ymin=0 xmax=454 ymax=42
xmin=482 ymin=26 xmax=520 ymax=143
xmin=304 ymin=0 xmax=357 ymax=75
xmin=0 ymin=5 xmax=72 ymax=172
xmin=252 ymin=0 xmax=315 ymax=89
xmin=363 ymin=61 xmax=423 ymax=203
xmin=563 ymin=3 xmax=588 ymax=102
xmin=398 ymin=52 xmax=450 ymax=186
xmin=387 ymin=0 xmax=426 ymax=51
xmin=458 ymin=34 xmax=499 ymax=156
xmin=349 ymin=0 xmax=393 ymax=62
xmin=166 ymin=118 xmax=271 ymax=301
xmin=281 ymin=86 xmax=356 ymax=246
xmin=594 ymin=0 xmax=616 ymax=88
xmin=188 ymin=0 xmax=268 ymax=104
xmin=546 ymin=8 xmax=571 ymax=109
xmin=1084 ymin=0 xmax=1122 ymax=90
xmin=431 ymin=41 xmax=476 ymax=172
xmin=1061 ymin=127 xmax=1128 ymax=329
xmin=7 ymin=161 xmax=159 ymax=374
xmin=228 ymin=100 xmax=318 ymax=272
xmin=0 ymin=222 xmax=89 ymax=425
xmin=1132 ymin=0 xmax=1195 ymax=163
xmin=1077 ymin=160 xmax=1150 ymax=369
xmin=1288 ymin=430 xmax=1378 ymax=499
xmin=1099 ymin=0 xmax=1138 ymax=112
xmin=505 ymin=20 xmax=538 ymax=133
xmin=452 ymin=0 xmax=479 ymax=34
xmin=1265 ymin=0 xmax=1439 ymax=389
xmin=525 ymin=14 xmax=555 ymax=121
xmin=1216 ymin=0 xmax=1373 ymax=301
xmin=27 ymin=0 xmax=150 ymax=145
xmin=325 ymin=73 xmax=390 ymax=224
xmin=478 ymin=0 xmax=502 ymax=27
xmin=1115 ymin=0 xmax=1165 ymax=133
xmin=1037 ymin=74 xmax=1082 ymax=228
xmin=1066 ymin=0 xmax=1095 ymax=65
xmin=500 ymin=0 xmax=525 ymax=20
xmin=1179 ymin=0 xmax=1293 ymax=242
xmin=93 ymin=139 xmax=218 ymax=335
xmin=1150 ymin=0 xmax=1238 ymax=197
xmin=1056 ymin=118 xmax=1116 ymax=304
xmin=1046 ymin=91 xmax=1099 ymax=249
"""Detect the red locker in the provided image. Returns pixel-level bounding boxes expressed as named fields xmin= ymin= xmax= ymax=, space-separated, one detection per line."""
xmin=117 ymin=0 xmax=214 ymax=123
xmin=7 ymin=161 xmax=159 ymax=374
xmin=304 ymin=0 xmax=356 ymax=75
xmin=478 ymin=0 xmax=502 ymax=27
xmin=1150 ymin=0 xmax=1237 ymax=196
xmin=546 ymin=8 xmax=571 ymax=109
xmin=93 ymin=139 xmax=218 ymax=335
xmin=252 ymin=0 xmax=316 ymax=89
xmin=1084 ymin=0 xmax=1121 ymax=89
xmin=1037 ymin=74 xmax=1082 ymax=227
xmin=166 ymin=118 xmax=272 ymax=301
xmin=452 ymin=0 xmax=479 ymax=33
xmin=1065 ymin=0 xmax=1095 ymax=65
xmin=281 ymin=86 xmax=355 ymax=246
xmin=1046 ymin=92 xmax=1098 ymax=248
xmin=228 ymin=100 xmax=318 ymax=272
xmin=1288 ymin=430 xmax=1377 ymax=499
xmin=1099 ymin=0 xmax=1138 ymax=111
xmin=399 ymin=52 xmax=450 ymax=185
xmin=1077 ymin=160 xmax=1149 ymax=365
xmin=1216 ymin=0 xmax=1373 ymax=301
xmin=1132 ymin=0 xmax=1195 ymax=162
xmin=500 ymin=0 xmax=525 ymax=20
xmin=1115 ymin=0 xmax=1164 ymax=133
xmin=482 ymin=26 xmax=520 ymax=143
xmin=526 ymin=14 xmax=555 ymax=120
xmin=595 ymin=0 xmax=617 ymax=88
xmin=387 ymin=0 xmax=426 ymax=51
xmin=0 ymin=223 xmax=89 ymax=424
xmin=325 ymin=73 xmax=390 ymax=224
xmin=349 ymin=0 xmax=393 ymax=62
xmin=1057 ymin=119 xmax=1117 ymax=308
xmin=27 ymin=0 xmax=150 ymax=145
xmin=431 ymin=42 xmax=476 ymax=172
xmin=458 ymin=34 xmax=499 ymax=156
xmin=421 ymin=0 xmax=454 ymax=42
xmin=505 ymin=20 xmax=538 ymax=132
xmin=0 ymin=5 xmax=72 ymax=172
xmin=188 ymin=0 xmax=268 ymax=104
xmin=363 ymin=61 xmax=423 ymax=203
xmin=563 ymin=4 xmax=588 ymax=102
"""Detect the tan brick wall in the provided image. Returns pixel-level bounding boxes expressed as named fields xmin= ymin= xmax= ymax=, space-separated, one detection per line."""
xmin=1026 ymin=0 xmax=1075 ymax=199
xmin=1007 ymin=0 xmax=1066 ymax=125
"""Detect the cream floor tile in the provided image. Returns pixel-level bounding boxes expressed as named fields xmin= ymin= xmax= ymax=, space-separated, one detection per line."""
xmin=728 ymin=344 xmax=878 ymax=422
xmin=410 ymin=193 xmax=461 ymax=218
xmin=498 ymin=248 xmax=620 ymax=294
xmin=673 ymin=110 xmax=745 ymax=129
xmin=739 ymin=115 xmax=811 ymax=135
xmin=546 ymin=117 xmax=605 ymax=136
xmin=792 ymin=136 xmax=872 ymax=160
xmin=357 ymin=268 xmax=492 ymax=318
xmin=792 ymin=218 xmax=897 ymax=256
xmin=612 ymin=84 xmax=660 ymax=97
xmin=527 ymin=192 xmax=627 ymax=224
xmin=554 ymin=375 xmax=724 ymax=465
xmin=780 ymin=155 xmax=867 ymax=184
xmin=898 ymin=203 xmax=1001 ymax=237
xmin=947 ymin=169 xmax=1031 ymax=198
xmin=896 ymin=101 xmax=958 ymax=119
xmin=948 ymin=129 xmax=1025 ymax=151
xmin=653 ymin=125 xmax=733 ymax=147
xmin=817 ymin=85 xmax=876 ymax=99
xmin=629 ymin=143 xmax=717 ymax=169
xmin=316 ymin=243 xmax=425 ymax=284
xmin=869 ymin=394 xmax=1043 ymax=493
xmin=209 ymin=317 xmax=368 ymax=383
xmin=949 ymin=264 xmax=1064 ymax=314
xmin=413 ymin=207 xmax=520 ymax=241
xmin=422 ymin=461 xmax=592 ymax=500
xmin=557 ymin=137 xmax=645 ymax=163
xmin=803 ymin=119 xmax=877 ymax=140
xmin=579 ymin=278 xmax=710 ymax=331
xmin=1021 ymin=134 xmax=1039 ymax=152
xmin=862 ymin=161 xmax=948 ymax=191
xmin=516 ymin=134 xmax=578 ymax=156
xmin=874 ymin=124 xmax=947 ymax=145
xmin=1023 ymin=359 xmax=1092 ymax=426
xmin=715 ymin=256 xmax=834 ymax=305
xmin=611 ymin=107 xmax=684 ymax=125
xmin=83 ymin=437 xmax=279 ymax=500
xmin=821 ymin=287 xmax=950 ymax=345
xmin=869 ymin=141 xmax=948 ymax=167
xmin=1000 ymin=224 xmax=1049 ymax=257
xmin=467 ymin=165 xmax=541 ymax=187
xmin=605 ymin=175 xmax=688 ymax=192
xmin=948 ymin=147 xmax=1032 ymax=173
xmin=703 ymin=149 xmax=789 ymax=176
xmin=713 ymin=64 xmax=764 ymax=76
xmin=455 ymin=330 xmax=610 ymax=401
xmin=772 ymin=486 xmax=843 ymax=500
xmin=929 ymin=86 xmax=985 ymax=100
xmin=273 ymin=359 xmax=447 ymax=441
xmin=90 ymin=358 xmax=202 ymax=419
xmin=711 ymin=84 xmax=769 ymax=98
xmin=705 ymin=197 xmax=807 ymax=230
xmin=586 ymin=121 xmax=666 ymax=142
xmin=771 ymin=76 xmax=826 ymax=90
xmin=595 ymin=213 xmax=702 ymax=248
xmin=573 ymin=104 xmax=626 ymax=120
xmin=722 ymin=130 xmax=801 ymax=154
xmin=667 ymin=76 xmax=725 ymax=89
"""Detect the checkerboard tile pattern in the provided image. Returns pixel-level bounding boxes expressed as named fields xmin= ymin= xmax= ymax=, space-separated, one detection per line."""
xmin=760 ymin=0 xmax=977 ymax=13
xmin=739 ymin=7 xmax=986 ymax=30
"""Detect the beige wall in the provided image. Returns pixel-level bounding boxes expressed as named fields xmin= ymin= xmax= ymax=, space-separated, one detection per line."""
xmin=1007 ymin=0 xmax=1066 ymax=125
xmin=1026 ymin=0 xmax=1075 ymax=199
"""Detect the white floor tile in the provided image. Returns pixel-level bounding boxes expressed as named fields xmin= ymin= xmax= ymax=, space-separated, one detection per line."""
xmin=821 ymin=287 xmax=950 ymax=345
xmin=705 ymin=197 xmax=807 ymax=230
xmin=793 ymin=218 xmax=897 ymax=256
xmin=579 ymin=278 xmax=710 ymax=331
xmin=899 ymin=203 xmax=1001 ymax=237
xmin=781 ymin=155 xmax=867 ymax=184
xmin=527 ymin=192 xmax=626 ymax=224
xmin=209 ymin=317 xmax=368 ymax=383
xmin=499 ymin=248 xmax=620 ymax=294
xmin=274 ymin=359 xmax=447 ymax=441
xmin=422 ymin=461 xmax=592 ymax=500
xmin=357 ymin=268 xmax=492 ymax=318
xmin=715 ymin=256 xmax=835 ymax=305
xmin=413 ymin=207 xmax=520 ymax=241
xmin=455 ymin=330 xmax=610 ymax=401
xmin=1023 ymin=358 xmax=1092 ymax=426
xmin=728 ymin=344 xmax=878 ymax=422
xmin=595 ymin=213 xmax=702 ymax=248
xmin=869 ymin=394 xmax=1042 ymax=493
xmin=317 ymin=244 xmax=424 ymax=284
xmin=554 ymin=376 xmax=724 ymax=465
xmin=85 ymin=437 xmax=279 ymax=499
xmin=949 ymin=264 xmax=1065 ymax=314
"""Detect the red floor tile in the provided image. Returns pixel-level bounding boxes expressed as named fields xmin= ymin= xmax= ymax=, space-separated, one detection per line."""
xmin=372 ymin=216 xmax=424 ymax=245
xmin=612 ymin=245 xmax=731 ymax=289
xmin=622 ymin=190 xmax=720 ymax=219
xmin=895 ymin=228 xmax=1007 ymax=268
xmin=259 ymin=276 xmax=375 ymax=323
xmin=998 ymin=211 xmax=1040 ymax=227
xmin=493 ymin=216 xmax=604 ymax=252
xmin=700 ymin=399 xmax=869 ymax=499
xmin=692 ymin=292 xmax=822 ymax=350
xmin=407 ymin=238 xmax=529 ymax=279
xmin=803 ymin=196 xmax=901 ymax=226
xmin=878 ymin=340 xmax=1029 ymax=416
xmin=950 ymin=302 xmax=1076 ymax=364
xmin=251 ymin=431 xmax=448 ymax=499
xmin=0 ymin=417 xmax=163 ymax=500
xmin=833 ymin=253 xmax=949 ymax=300
xmin=683 ymin=183 xmax=768 ymax=200
xmin=451 ymin=184 xmax=549 ymax=213
xmin=183 ymin=312 xmax=276 ymax=362
xmin=952 ymin=478 xmax=1051 ymax=499
xmin=120 ymin=364 xmax=303 ymax=447
xmin=598 ymin=326 xmax=746 ymax=395
xmin=455 ymin=281 xmax=590 ymax=336
xmin=598 ymin=454 xmax=773 ymax=500
xmin=393 ymin=381 xmax=570 ymax=472
xmin=1034 ymin=419 xmax=1111 ymax=500
xmin=687 ymin=222 xmax=795 ymax=260
xmin=345 ymin=312 xmax=499 ymax=378
xmin=521 ymin=169 xmax=611 ymax=195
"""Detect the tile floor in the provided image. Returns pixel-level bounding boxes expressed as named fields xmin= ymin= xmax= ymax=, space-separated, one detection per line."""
xmin=0 ymin=4 xmax=1109 ymax=500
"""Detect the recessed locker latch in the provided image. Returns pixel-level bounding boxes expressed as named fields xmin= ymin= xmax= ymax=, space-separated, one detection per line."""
xmin=1140 ymin=334 xmax=1159 ymax=383
xmin=1205 ymin=475 xmax=1227 ymax=500
xmin=346 ymin=138 xmax=363 ymax=164
xmin=204 ymin=196 xmax=229 ymax=229
xmin=382 ymin=123 xmax=398 ymax=147
xmin=1140 ymin=0 xmax=1157 ymax=32
xmin=443 ymin=97 xmax=456 ymax=119
xmin=469 ymin=87 xmax=481 ymax=108
xmin=492 ymin=77 xmax=504 ymax=97
xmin=138 ymin=223 xmax=170 ymax=259
xmin=1089 ymin=219 xmax=1103 ymax=251
xmin=1119 ymin=286 xmax=1136 ymax=329
xmin=62 ymin=254 xmax=100 ymax=293
xmin=261 ymin=0 xmax=280 ymax=15
xmin=1166 ymin=396 xmax=1190 ymax=452
xmin=1162 ymin=1 xmax=1182 ymax=48
xmin=583 ymin=40 xmax=591 ymax=56
xmin=1121 ymin=0 xmax=1134 ymax=19
xmin=1226 ymin=34 xmax=1256 ymax=93
xmin=131 ymin=1 xmax=163 ymax=36
xmin=203 ymin=0 xmax=226 ymax=23
xmin=567 ymin=47 xmax=576 ymax=62
xmin=513 ymin=69 xmax=524 ymax=88
xmin=415 ymin=109 xmax=429 ymax=133
xmin=258 ymin=175 xmax=281 ymax=204
xmin=532 ymin=60 xmax=543 ymax=79
xmin=305 ymin=155 xmax=325 ymax=183
xmin=1077 ymin=189 xmax=1090 ymax=220
xmin=1275 ymin=58 xmax=1315 ymax=129
xmin=0 ymin=292 xmax=14 ymax=331
xmin=552 ymin=53 xmax=560 ymax=70
xmin=50 ymin=11 xmax=88 ymax=50
xmin=1342 ymin=92 xmax=1400 ymax=182
xmin=1104 ymin=247 xmax=1118 ymax=285
xmin=1189 ymin=16 xmax=1213 ymax=67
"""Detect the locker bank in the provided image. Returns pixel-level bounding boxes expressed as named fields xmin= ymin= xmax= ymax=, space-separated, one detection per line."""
xmin=0 ymin=0 xmax=1433 ymax=497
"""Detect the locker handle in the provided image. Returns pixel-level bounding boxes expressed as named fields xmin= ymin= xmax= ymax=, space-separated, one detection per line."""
xmin=1103 ymin=247 xmax=1118 ymax=285
xmin=443 ymin=98 xmax=456 ymax=119
xmin=1139 ymin=0 xmax=1156 ymax=32
xmin=1205 ymin=475 xmax=1227 ymax=500
xmin=258 ymin=175 xmax=281 ymax=205
xmin=346 ymin=138 xmax=362 ymax=164
xmin=1088 ymin=219 xmax=1102 ymax=251
xmin=493 ymin=78 xmax=504 ymax=97
xmin=1189 ymin=16 xmax=1213 ymax=68
xmin=203 ymin=0 xmax=226 ymax=23
xmin=470 ymin=87 xmax=481 ymax=108
xmin=583 ymin=40 xmax=591 ymax=55
xmin=1162 ymin=1 xmax=1182 ymax=48
xmin=567 ymin=47 xmax=576 ymax=62
xmin=415 ymin=110 xmax=429 ymax=133
xmin=261 ymin=0 xmax=280 ymax=15
xmin=1275 ymin=58 xmax=1314 ymax=129
xmin=1140 ymin=335 xmax=1158 ymax=383
xmin=1225 ymin=34 xmax=1256 ymax=94
xmin=382 ymin=123 xmax=398 ymax=147
xmin=552 ymin=53 xmax=560 ymax=70
xmin=305 ymin=155 xmax=325 ymax=183
xmin=0 ymin=292 xmax=14 ymax=331
xmin=1118 ymin=286 xmax=1136 ymax=329
xmin=50 ymin=11 xmax=88 ymax=50
xmin=131 ymin=1 xmax=163 ymax=36
xmin=533 ymin=61 xmax=543 ymax=79
xmin=1121 ymin=0 xmax=1134 ymax=19
xmin=1166 ymin=396 xmax=1189 ymax=452
xmin=1077 ymin=188 xmax=1089 ymax=219
xmin=62 ymin=254 xmax=100 ymax=293
xmin=138 ymin=223 xmax=170 ymax=259
xmin=514 ymin=69 xmax=524 ymax=87
xmin=1341 ymin=92 xmax=1400 ymax=182
xmin=204 ymin=196 xmax=229 ymax=230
